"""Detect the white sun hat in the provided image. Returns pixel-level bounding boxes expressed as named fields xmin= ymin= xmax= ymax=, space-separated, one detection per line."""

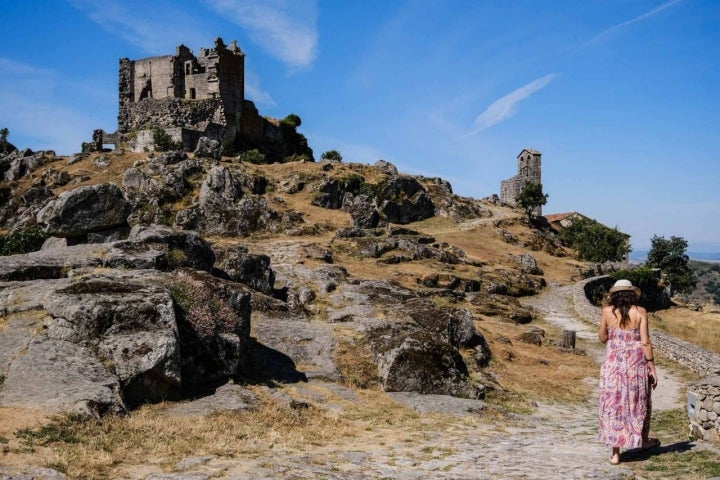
xmin=608 ymin=279 xmax=641 ymax=297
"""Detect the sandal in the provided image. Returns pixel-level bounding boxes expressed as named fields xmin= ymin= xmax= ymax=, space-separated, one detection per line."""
xmin=608 ymin=455 xmax=620 ymax=465
xmin=641 ymin=438 xmax=661 ymax=451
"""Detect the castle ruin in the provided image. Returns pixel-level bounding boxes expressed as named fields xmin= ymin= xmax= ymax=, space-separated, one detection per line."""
xmin=93 ymin=38 xmax=310 ymax=161
xmin=500 ymin=148 xmax=542 ymax=215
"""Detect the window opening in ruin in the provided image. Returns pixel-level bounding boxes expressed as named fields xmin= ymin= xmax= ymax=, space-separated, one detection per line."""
xmin=190 ymin=88 xmax=196 ymax=99
xmin=139 ymin=79 xmax=152 ymax=100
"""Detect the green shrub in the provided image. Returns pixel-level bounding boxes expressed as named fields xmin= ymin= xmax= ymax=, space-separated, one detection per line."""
xmin=609 ymin=267 xmax=669 ymax=310
xmin=237 ymin=149 xmax=266 ymax=164
xmin=0 ymin=228 xmax=49 ymax=256
xmin=152 ymin=126 xmax=183 ymax=152
xmin=560 ymin=218 xmax=629 ymax=263
xmin=340 ymin=173 xmax=378 ymax=197
xmin=321 ymin=150 xmax=343 ymax=162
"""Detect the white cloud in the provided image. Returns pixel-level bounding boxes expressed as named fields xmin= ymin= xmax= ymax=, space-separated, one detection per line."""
xmin=205 ymin=0 xmax=318 ymax=70
xmin=464 ymin=74 xmax=557 ymax=137
xmin=68 ymin=0 xmax=210 ymax=54
xmin=586 ymin=0 xmax=683 ymax=47
xmin=244 ymin=70 xmax=276 ymax=107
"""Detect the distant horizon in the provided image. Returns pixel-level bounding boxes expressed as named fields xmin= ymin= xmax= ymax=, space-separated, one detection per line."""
xmin=630 ymin=248 xmax=720 ymax=264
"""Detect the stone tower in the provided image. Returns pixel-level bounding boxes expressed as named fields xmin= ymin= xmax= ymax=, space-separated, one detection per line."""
xmin=500 ymin=148 xmax=542 ymax=215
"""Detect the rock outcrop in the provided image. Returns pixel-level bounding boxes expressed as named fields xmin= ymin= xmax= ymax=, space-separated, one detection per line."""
xmin=37 ymin=183 xmax=131 ymax=238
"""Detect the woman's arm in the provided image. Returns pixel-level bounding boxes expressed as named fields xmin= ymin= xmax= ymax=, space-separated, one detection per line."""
xmin=599 ymin=307 xmax=609 ymax=343
xmin=639 ymin=307 xmax=658 ymax=388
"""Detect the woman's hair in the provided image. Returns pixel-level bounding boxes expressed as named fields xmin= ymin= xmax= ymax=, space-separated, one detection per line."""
xmin=609 ymin=290 xmax=637 ymax=328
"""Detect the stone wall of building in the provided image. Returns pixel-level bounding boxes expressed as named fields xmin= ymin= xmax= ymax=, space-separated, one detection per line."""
xmin=500 ymin=149 xmax=542 ymax=215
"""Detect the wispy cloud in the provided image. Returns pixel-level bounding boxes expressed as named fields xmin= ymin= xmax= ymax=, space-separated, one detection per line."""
xmin=244 ymin=70 xmax=275 ymax=107
xmin=464 ymin=74 xmax=557 ymax=138
xmin=205 ymin=0 xmax=318 ymax=70
xmin=68 ymin=0 xmax=210 ymax=54
xmin=586 ymin=0 xmax=683 ymax=47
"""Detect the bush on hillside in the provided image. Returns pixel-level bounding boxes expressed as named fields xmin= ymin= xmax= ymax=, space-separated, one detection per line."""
xmin=0 ymin=228 xmax=49 ymax=256
xmin=559 ymin=218 xmax=629 ymax=263
xmin=237 ymin=148 xmax=266 ymax=164
xmin=608 ymin=267 xmax=670 ymax=310
xmin=152 ymin=126 xmax=183 ymax=152
xmin=320 ymin=150 xmax=343 ymax=162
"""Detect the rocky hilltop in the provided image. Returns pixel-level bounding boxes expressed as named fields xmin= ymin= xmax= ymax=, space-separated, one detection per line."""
xmin=0 ymin=146 xmax=593 ymax=419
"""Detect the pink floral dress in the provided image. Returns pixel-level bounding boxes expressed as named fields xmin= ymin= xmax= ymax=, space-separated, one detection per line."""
xmin=598 ymin=327 xmax=651 ymax=448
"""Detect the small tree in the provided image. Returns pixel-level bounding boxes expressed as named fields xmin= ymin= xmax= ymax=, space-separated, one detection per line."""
xmin=321 ymin=150 xmax=343 ymax=162
xmin=0 ymin=127 xmax=15 ymax=155
xmin=559 ymin=218 xmax=630 ymax=263
xmin=516 ymin=181 xmax=548 ymax=220
xmin=278 ymin=113 xmax=313 ymax=162
xmin=152 ymin=126 xmax=183 ymax=152
xmin=646 ymin=235 xmax=697 ymax=295
xmin=281 ymin=113 xmax=302 ymax=128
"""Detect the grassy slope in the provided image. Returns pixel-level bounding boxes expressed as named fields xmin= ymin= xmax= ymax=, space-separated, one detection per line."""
xmin=1 ymin=151 xmax=718 ymax=478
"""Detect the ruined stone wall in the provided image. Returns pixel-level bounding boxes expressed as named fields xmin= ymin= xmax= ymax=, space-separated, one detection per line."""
xmin=241 ymin=100 xmax=283 ymax=145
xmin=132 ymin=56 xmax=176 ymax=101
xmin=118 ymin=59 xmax=135 ymax=134
xmin=121 ymin=98 xmax=222 ymax=132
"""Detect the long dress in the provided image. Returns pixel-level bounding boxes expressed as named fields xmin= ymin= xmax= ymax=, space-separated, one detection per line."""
xmin=598 ymin=326 xmax=651 ymax=449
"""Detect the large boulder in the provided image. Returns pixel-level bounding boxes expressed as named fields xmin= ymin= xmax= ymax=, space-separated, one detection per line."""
xmin=403 ymin=299 xmax=479 ymax=348
xmin=342 ymin=193 xmax=380 ymax=229
xmin=367 ymin=323 xmax=483 ymax=399
xmin=214 ymin=245 xmax=275 ymax=294
xmin=104 ymin=225 xmax=215 ymax=272
xmin=2 ymin=149 xmax=53 ymax=181
xmin=194 ymin=136 xmax=222 ymax=161
xmin=0 ymin=186 xmax=55 ymax=230
xmin=312 ymin=178 xmax=345 ymax=209
xmin=42 ymin=271 xmax=181 ymax=408
xmin=36 ymin=183 xmax=131 ymax=237
xmin=0 ymin=268 xmax=253 ymax=415
xmin=174 ymin=166 xmax=277 ymax=236
xmin=379 ymin=176 xmax=435 ymax=224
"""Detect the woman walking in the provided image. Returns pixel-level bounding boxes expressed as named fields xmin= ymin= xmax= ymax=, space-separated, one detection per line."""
xmin=598 ymin=279 xmax=659 ymax=465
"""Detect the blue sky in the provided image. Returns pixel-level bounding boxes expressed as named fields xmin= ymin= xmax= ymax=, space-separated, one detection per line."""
xmin=1 ymin=0 xmax=718 ymax=253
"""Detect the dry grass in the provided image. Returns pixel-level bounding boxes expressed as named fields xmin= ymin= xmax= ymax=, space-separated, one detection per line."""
xmin=476 ymin=316 xmax=598 ymax=411
xmin=0 ymin=386 xmax=490 ymax=479
xmin=333 ymin=329 xmax=381 ymax=389
xmin=4 ymin=388 xmax=356 ymax=479
xmin=650 ymin=307 xmax=720 ymax=355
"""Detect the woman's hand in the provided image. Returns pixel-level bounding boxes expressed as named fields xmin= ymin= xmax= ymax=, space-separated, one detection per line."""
xmin=649 ymin=370 xmax=658 ymax=390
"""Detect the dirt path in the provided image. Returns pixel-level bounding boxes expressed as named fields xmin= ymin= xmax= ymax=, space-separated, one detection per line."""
xmin=522 ymin=283 xmax=685 ymax=412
